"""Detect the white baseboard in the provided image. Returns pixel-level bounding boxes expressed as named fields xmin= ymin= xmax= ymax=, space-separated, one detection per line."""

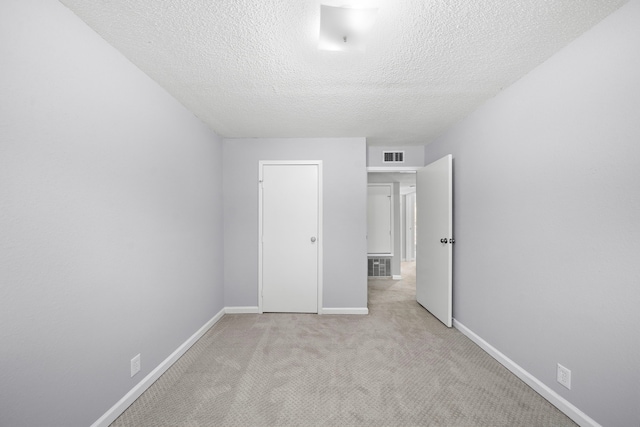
xmin=320 ymin=307 xmax=369 ymax=315
xmin=224 ymin=306 xmax=259 ymax=314
xmin=225 ymin=306 xmax=368 ymax=315
xmin=453 ymin=319 xmax=601 ymax=427
xmin=392 ymin=275 xmax=402 ymax=280
xmin=91 ymin=308 xmax=226 ymax=427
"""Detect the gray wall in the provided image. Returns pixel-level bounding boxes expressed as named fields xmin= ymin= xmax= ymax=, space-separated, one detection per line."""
xmin=424 ymin=1 xmax=640 ymax=426
xmin=0 ymin=1 xmax=224 ymax=426
xmin=223 ymin=138 xmax=367 ymax=310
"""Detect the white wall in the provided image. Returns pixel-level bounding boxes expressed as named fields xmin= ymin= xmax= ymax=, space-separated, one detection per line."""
xmin=0 ymin=1 xmax=224 ymax=426
xmin=223 ymin=138 xmax=367 ymax=310
xmin=424 ymin=1 xmax=640 ymax=426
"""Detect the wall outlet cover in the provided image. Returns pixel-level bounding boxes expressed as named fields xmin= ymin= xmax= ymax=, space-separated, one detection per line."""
xmin=557 ymin=363 xmax=571 ymax=389
xmin=131 ymin=354 xmax=141 ymax=377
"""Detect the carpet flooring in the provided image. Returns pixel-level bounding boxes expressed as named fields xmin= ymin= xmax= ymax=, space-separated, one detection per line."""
xmin=110 ymin=262 xmax=576 ymax=426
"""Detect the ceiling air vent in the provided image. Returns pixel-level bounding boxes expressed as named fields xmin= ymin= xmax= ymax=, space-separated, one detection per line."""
xmin=383 ymin=151 xmax=404 ymax=163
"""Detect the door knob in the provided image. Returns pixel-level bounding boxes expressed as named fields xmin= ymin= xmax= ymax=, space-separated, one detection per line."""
xmin=449 ymin=238 xmax=455 ymax=244
xmin=440 ymin=238 xmax=447 ymax=244
xmin=311 ymin=237 xmax=316 ymax=243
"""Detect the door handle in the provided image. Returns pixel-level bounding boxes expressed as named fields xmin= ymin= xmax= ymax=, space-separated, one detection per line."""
xmin=440 ymin=238 xmax=447 ymax=244
xmin=311 ymin=237 xmax=317 ymax=243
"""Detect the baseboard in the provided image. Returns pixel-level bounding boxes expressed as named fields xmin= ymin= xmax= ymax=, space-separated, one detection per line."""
xmin=453 ymin=319 xmax=601 ymax=427
xmin=90 ymin=308 xmax=226 ymax=427
xmin=224 ymin=306 xmax=259 ymax=314
xmin=225 ymin=306 xmax=368 ymax=315
xmin=320 ymin=307 xmax=369 ymax=315
xmin=392 ymin=275 xmax=402 ymax=280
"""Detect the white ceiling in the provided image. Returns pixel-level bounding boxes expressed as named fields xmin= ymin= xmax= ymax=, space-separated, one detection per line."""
xmin=59 ymin=0 xmax=626 ymax=146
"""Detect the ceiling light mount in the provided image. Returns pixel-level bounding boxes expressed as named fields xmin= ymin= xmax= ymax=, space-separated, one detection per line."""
xmin=319 ymin=5 xmax=378 ymax=52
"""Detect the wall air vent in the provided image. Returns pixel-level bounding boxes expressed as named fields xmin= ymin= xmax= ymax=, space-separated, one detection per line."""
xmin=383 ymin=151 xmax=404 ymax=163
xmin=368 ymin=258 xmax=391 ymax=277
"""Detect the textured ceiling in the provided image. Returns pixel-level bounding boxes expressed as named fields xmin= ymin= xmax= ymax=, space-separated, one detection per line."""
xmin=59 ymin=0 xmax=626 ymax=146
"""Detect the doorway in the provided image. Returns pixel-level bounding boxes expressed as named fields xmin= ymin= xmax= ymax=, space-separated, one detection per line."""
xmin=259 ymin=161 xmax=323 ymax=313
xmin=367 ymin=171 xmax=417 ymax=280
xmin=367 ymin=155 xmax=453 ymax=327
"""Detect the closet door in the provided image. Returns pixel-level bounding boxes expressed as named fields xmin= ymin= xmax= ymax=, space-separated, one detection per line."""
xmin=260 ymin=161 xmax=321 ymax=313
xmin=367 ymin=184 xmax=392 ymax=255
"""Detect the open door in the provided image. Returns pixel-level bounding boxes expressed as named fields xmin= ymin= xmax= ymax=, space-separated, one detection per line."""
xmin=416 ymin=155 xmax=453 ymax=327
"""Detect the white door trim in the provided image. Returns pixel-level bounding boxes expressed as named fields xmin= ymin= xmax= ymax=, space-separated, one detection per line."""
xmin=367 ymin=166 xmax=419 ymax=172
xmin=258 ymin=160 xmax=323 ymax=314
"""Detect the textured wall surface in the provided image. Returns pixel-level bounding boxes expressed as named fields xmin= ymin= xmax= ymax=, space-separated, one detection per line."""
xmin=58 ymin=0 xmax=627 ymax=146
xmin=223 ymin=138 xmax=367 ymax=310
xmin=424 ymin=1 xmax=640 ymax=426
xmin=0 ymin=1 xmax=224 ymax=426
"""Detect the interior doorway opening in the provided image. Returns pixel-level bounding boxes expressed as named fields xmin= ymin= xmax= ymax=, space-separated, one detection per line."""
xmin=367 ymin=171 xmax=417 ymax=281
xmin=368 ymin=155 xmax=453 ymax=328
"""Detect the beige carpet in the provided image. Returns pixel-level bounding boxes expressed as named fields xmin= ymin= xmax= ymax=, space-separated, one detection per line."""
xmin=110 ymin=262 xmax=576 ymax=426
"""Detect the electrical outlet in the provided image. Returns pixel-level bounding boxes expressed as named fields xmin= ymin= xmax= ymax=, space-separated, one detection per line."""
xmin=131 ymin=354 xmax=141 ymax=377
xmin=557 ymin=363 xmax=571 ymax=389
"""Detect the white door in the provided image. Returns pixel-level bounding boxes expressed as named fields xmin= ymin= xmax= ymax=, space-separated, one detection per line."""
xmin=367 ymin=184 xmax=392 ymax=254
xmin=260 ymin=162 xmax=321 ymax=313
xmin=405 ymin=192 xmax=416 ymax=261
xmin=416 ymin=155 xmax=453 ymax=327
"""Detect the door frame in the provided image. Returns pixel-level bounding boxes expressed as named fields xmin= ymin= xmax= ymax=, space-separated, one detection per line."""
xmin=367 ymin=164 xmax=453 ymax=323
xmin=367 ymin=167 xmax=418 ymax=270
xmin=258 ymin=160 xmax=323 ymax=314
